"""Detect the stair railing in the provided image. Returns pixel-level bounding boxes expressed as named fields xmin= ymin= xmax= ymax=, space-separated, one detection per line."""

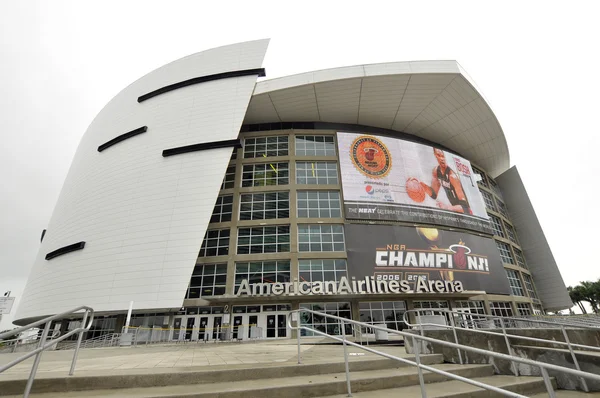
xmin=0 ymin=306 xmax=94 ymax=398
xmin=289 ymin=308 xmax=600 ymax=398
xmin=403 ymin=308 xmax=600 ymax=392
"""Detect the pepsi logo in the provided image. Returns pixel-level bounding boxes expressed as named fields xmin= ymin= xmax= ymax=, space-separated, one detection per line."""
xmin=365 ymin=185 xmax=374 ymax=195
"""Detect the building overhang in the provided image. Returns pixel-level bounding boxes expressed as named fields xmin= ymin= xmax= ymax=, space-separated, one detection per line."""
xmin=245 ymin=61 xmax=509 ymax=177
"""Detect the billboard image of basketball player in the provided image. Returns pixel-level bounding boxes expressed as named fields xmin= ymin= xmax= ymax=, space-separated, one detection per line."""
xmin=337 ymin=132 xmax=492 ymax=234
xmin=408 ymin=148 xmax=472 ymax=215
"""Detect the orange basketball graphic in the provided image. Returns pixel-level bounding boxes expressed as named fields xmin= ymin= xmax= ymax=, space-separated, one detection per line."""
xmin=406 ymin=178 xmax=425 ymax=202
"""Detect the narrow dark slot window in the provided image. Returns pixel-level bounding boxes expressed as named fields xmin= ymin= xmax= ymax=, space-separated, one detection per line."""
xmin=162 ymin=139 xmax=242 ymax=157
xmin=45 ymin=242 xmax=86 ymax=260
xmin=138 ymin=68 xmax=266 ymax=103
xmin=98 ymin=126 xmax=148 ymax=152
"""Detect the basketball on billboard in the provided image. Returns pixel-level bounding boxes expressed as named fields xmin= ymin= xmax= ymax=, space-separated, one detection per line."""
xmin=406 ymin=178 xmax=425 ymax=202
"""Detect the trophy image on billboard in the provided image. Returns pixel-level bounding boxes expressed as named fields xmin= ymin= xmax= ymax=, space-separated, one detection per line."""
xmin=416 ymin=227 xmax=454 ymax=282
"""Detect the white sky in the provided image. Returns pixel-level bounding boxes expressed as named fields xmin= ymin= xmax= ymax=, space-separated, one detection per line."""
xmin=1 ymin=0 xmax=599 ymax=328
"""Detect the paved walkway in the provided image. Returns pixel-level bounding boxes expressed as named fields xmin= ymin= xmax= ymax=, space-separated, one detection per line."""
xmin=0 ymin=339 xmax=409 ymax=380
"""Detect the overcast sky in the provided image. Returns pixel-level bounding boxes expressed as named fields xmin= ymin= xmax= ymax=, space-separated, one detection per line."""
xmin=1 ymin=1 xmax=599 ymax=328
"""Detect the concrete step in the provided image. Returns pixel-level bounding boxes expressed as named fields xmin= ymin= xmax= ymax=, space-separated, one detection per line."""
xmin=322 ymin=375 xmax=555 ymax=397
xmin=0 ymin=355 xmax=444 ymax=395
xmin=3 ymin=363 xmax=493 ymax=398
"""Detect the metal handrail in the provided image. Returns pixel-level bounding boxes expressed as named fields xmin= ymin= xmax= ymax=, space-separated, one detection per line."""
xmin=289 ymin=309 xmax=600 ymax=398
xmin=402 ymin=308 xmax=600 ymax=392
xmin=0 ymin=306 xmax=94 ymax=398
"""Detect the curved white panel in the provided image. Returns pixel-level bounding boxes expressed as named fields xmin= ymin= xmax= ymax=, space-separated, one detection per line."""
xmin=16 ymin=40 xmax=269 ymax=322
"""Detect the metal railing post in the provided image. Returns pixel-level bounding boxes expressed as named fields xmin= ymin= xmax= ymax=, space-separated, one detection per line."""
xmin=449 ymin=314 xmax=463 ymax=365
xmin=296 ymin=314 xmax=302 ymax=364
xmin=412 ymin=335 xmax=427 ymax=398
xmin=69 ymin=310 xmax=89 ymax=376
xmin=342 ymin=323 xmax=352 ymax=397
xmin=499 ymin=318 xmax=518 ymax=376
xmin=541 ymin=367 xmax=556 ymax=398
xmin=23 ymin=322 xmax=51 ymax=398
xmin=561 ymin=325 xmax=589 ymax=392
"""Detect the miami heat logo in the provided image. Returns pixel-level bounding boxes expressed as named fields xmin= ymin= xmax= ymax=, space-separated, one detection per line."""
xmin=448 ymin=240 xmax=471 ymax=270
xmin=350 ymin=136 xmax=391 ymax=178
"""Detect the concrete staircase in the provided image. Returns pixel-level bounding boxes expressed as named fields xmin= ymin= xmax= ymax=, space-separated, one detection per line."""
xmin=0 ymin=354 xmax=557 ymax=398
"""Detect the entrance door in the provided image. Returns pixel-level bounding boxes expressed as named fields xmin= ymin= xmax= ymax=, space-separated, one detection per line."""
xmin=198 ymin=317 xmax=209 ymax=341
xmin=212 ymin=316 xmax=222 ymax=341
xmin=173 ymin=317 xmax=182 ymax=340
xmin=185 ymin=317 xmax=195 ymax=341
xmin=232 ymin=316 xmax=242 ymax=340
xmin=266 ymin=315 xmax=276 ymax=338
xmin=277 ymin=314 xmax=287 ymax=337
xmin=248 ymin=315 xmax=258 ymax=339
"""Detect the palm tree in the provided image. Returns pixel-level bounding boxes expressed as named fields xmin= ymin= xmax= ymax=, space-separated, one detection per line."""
xmin=568 ymin=286 xmax=587 ymax=314
xmin=579 ymin=281 xmax=599 ymax=313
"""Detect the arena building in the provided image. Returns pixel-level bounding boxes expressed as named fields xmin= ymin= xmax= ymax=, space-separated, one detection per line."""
xmin=15 ymin=39 xmax=573 ymax=341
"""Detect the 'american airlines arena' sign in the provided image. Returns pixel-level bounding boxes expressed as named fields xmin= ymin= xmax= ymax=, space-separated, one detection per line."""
xmin=235 ymin=276 xmax=464 ymax=297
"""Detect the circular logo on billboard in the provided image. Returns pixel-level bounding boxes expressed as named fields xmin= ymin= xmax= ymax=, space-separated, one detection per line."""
xmin=350 ymin=136 xmax=392 ymax=178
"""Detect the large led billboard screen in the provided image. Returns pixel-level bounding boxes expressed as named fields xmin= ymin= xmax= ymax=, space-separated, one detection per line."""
xmin=345 ymin=224 xmax=511 ymax=295
xmin=337 ymin=132 xmax=492 ymax=234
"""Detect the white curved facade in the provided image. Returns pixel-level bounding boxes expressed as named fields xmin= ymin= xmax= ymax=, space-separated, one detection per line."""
xmin=16 ymin=40 xmax=269 ymax=322
xmin=16 ymin=40 xmax=572 ymax=325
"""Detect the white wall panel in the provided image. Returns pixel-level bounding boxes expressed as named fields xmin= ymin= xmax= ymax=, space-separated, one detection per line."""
xmin=16 ymin=40 xmax=269 ymax=322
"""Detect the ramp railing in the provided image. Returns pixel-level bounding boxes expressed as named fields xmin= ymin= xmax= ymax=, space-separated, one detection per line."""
xmin=289 ymin=308 xmax=600 ymax=398
xmin=402 ymin=308 xmax=600 ymax=392
xmin=0 ymin=306 xmax=94 ymax=398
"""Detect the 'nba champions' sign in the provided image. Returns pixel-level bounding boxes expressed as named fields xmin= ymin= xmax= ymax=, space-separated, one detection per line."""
xmin=346 ymin=225 xmax=511 ymax=295
xmin=337 ymin=132 xmax=492 ymax=234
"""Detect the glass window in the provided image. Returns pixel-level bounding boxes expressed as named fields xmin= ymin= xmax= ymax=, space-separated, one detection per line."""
xmin=533 ymin=304 xmax=544 ymax=315
xmin=239 ymin=192 xmax=289 ymax=220
xmin=359 ymin=301 xmax=407 ymax=332
xmin=298 ymin=224 xmax=345 ymax=252
xmin=514 ymin=248 xmax=527 ymax=269
xmin=496 ymin=200 xmax=510 ymax=218
xmin=454 ymin=300 xmax=486 ymax=315
xmin=299 ymin=259 xmax=347 ymax=283
xmin=489 ymin=301 xmax=513 ymax=318
xmin=237 ymin=226 xmax=290 ymax=254
xmin=299 ymin=302 xmax=352 ymax=336
xmin=220 ymin=165 xmax=236 ymax=190
xmin=504 ymin=222 xmax=519 ymax=244
xmin=489 ymin=215 xmax=505 ymax=238
xmin=296 ymin=162 xmax=339 ymax=185
xmin=295 ymin=135 xmax=336 ymax=156
xmin=488 ymin=178 xmax=503 ymax=198
xmin=199 ymin=229 xmax=230 ymax=257
xmin=480 ymin=190 xmax=496 ymax=212
xmin=472 ymin=166 xmax=488 ymax=187
xmin=297 ymin=191 xmax=342 ymax=218
xmin=234 ymin=260 xmax=291 ymax=294
xmin=241 ymin=163 xmax=289 ymax=187
xmin=210 ymin=195 xmax=233 ymax=223
xmin=517 ymin=303 xmax=532 ymax=316
xmin=243 ymin=136 xmax=289 ymax=158
xmin=186 ymin=263 xmax=227 ymax=298
xmin=495 ymin=241 xmax=514 ymax=264
xmin=506 ymin=269 xmax=525 ymax=296
xmin=523 ymin=274 xmax=538 ymax=299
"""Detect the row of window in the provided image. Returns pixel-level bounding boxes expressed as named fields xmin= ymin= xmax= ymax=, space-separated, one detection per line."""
xmin=211 ymin=191 xmax=343 ymax=223
xmin=186 ymin=259 xmax=348 ymax=298
xmin=222 ymin=161 xmax=340 ymax=189
xmin=495 ymin=241 xmax=528 ymax=269
xmin=242 ymin=135 xmax=336 ymax=158
xmin=505 ymin=269 xmax=538 ymax=299
xmin=199 ymin=224 xmax=347 ymax=257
